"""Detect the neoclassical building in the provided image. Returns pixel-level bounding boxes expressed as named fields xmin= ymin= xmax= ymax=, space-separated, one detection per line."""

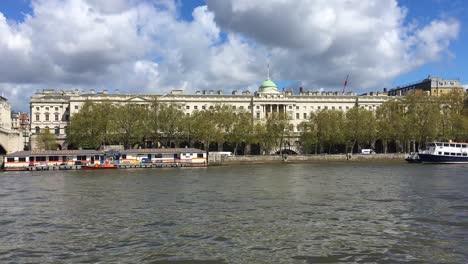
xmin=29 ymin=79 xmax=389 ymax=152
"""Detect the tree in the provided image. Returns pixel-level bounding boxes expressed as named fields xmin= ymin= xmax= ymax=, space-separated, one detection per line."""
xmin=36 ymin=128 xmax=57 ymax=150
xmin=67 ymin=101 xmax=115 ymax=149
xmin=113 ymin=104 xmax=147 ymax=149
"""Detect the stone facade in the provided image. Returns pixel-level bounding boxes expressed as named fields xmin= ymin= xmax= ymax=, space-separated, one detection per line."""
xmin=388 ymin=76 xmax=464 ymax=96
xmin=0 ymin=96 xmax=23 ymax=153
xmin=29 ymin=82 xmax=389 ymax=152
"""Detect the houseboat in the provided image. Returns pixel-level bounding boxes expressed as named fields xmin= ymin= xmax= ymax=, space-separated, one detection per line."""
xmin=3 ymin=148 xmax=207 ymax=171
xmin=418 ymin=142 xmax=468 ymax=163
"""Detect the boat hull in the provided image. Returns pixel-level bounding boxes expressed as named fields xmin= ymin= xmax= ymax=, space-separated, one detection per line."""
xmin=418 ymin=153 xmax=468 ymax=164
xmin=82 ymin=165 xmax=117 ymax=170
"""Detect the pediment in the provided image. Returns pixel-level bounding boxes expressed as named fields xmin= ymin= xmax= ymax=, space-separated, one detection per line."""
xmin=127 ymin=96 xmax=148 ymax=102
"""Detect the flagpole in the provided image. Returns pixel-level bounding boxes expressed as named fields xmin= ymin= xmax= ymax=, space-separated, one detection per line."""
xmin=342 ymin=74 xmax=349 ymax=95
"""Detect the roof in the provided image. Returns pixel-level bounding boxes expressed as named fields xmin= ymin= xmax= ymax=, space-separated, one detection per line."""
xmin=122 ymin=148 xmax=204 ymax=154
xmin=260 ymin=79 xmax=277 ymax=88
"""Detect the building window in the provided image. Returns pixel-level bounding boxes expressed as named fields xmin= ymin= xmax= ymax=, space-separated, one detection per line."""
xmin=324 ymin=106 xmax=328 ymax=109
xmin=332 ymin=106 xmax=335 ymax=110
xmin=240 ymin=106 xmax=244 ymax=109
xmin=46 ymin=107 xmax=49 ymax=111
xmin=256 ymin=112 xmax=260 ymax=119
xmin=55 ymin=114 xmax=59 ymax=121
xmin=209 ymin=106 xmax=214 ymax=109
xmin=256 ymin=106 xmax=260 ymax=109
xmin=36 ymin=114 xmax=40 ymax=121
xmin=289 ymin=106 xmax=292 ymax=109
xmin=339 ymin=106 xmax=342 ymax=110
xmin=296 ymin=106 xmax=299 ymax=110
xmin=232 ymin=106 xmax=236 ymax=109
xmin=36 ymin=107 xmax=39 ymax=111
xmin=303 ymin=113 xmax=307 ymax=119
xmin=248 ymin=106 xmax=251 ymax=110
xmin=35 ymin=126 xmax=40 ymax=134
xmin=318 ymin=106 xmax=321 ymax=110
xmin=202 ymin=106 xmax=205 ymax=110
xmin=194 ymin=106 xmax=198 ymax=110
xmin=346 ymin=106 xmax=349 ymax=110
xmin=296 ymin=113 xmax=300 ymax=119
xmin=75 ymin=105 xmax=78 ymax=110
xmin=186 ymin=105 xmax=190 ymax=110
xmin=55 ymin=126 xmax=60 ymax=135
xmin=55 ymin=107 xmax=58 ymax=111
xmin=45 ymin=114 xmax=49 ymax=121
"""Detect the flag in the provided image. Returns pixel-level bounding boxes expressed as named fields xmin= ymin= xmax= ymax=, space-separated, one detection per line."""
xmin=342 ymin=74 xmax=349 ymax=94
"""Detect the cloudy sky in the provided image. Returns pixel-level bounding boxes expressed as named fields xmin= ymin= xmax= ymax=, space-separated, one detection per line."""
xmin=0 ymin=0 xmax=466 ymax=111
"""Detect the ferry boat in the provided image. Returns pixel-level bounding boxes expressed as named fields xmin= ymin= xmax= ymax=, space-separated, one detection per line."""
xmin=82 ymin=163 xmax=117 ymax=170
xmin=418 ymin=142 xmax=468 ymax=163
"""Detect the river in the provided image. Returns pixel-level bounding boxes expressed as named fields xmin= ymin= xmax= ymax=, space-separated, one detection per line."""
xmin=1 ymin=162 xmax=467 ymax=263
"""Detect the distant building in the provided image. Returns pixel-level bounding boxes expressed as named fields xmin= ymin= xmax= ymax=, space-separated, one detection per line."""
xmin=29 ymin=79 xmax=389 ymax=152
xmin=388 ymin=76 xmax=464 ymax=96
xmin=0 ymin=96 xmax=23 ymax=153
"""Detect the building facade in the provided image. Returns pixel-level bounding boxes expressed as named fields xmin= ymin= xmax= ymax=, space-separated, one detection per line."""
xmin=29 ymin=79 xmax=389 ymax=152
xmin=0 ymin=96 xmax=23 ymax=153
xmin=388 ymin=76 xmax=464 ymax=96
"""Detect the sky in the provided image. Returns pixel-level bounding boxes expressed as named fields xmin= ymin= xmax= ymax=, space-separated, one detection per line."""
xmin=0 ymin=0 xmax=467 ymax=111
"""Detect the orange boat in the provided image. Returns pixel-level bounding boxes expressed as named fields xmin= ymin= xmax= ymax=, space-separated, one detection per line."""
xmin=82 ymin=163 xmax=117 ymax=170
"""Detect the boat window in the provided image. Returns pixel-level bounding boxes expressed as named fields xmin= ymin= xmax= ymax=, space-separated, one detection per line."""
xmin=49 ymin=156 xmax=59 ymax=161
xmin=155 ymin=154 xmax=162 ymax=158
xmin=19 ymin=157 xmax=26 ymax=162
xmin=456 ymin=153 xmax=461 ymax=156
xmin=7 ymin=158 xmax=14 ymax=162
xmin=450 ymin=153 xmax=456 ymax=156
xmin=456 ymin=144 xmax=461 ymax=148
xmin=36 ymin=156 xmax=47 ymax=161
xmin=444 ymin=152 xmax=449 ymax=155
xmin=438 ymin=152 xmax=442 ymax=155
xmin=435 ymin=143 xmax=442 ymax=147
xmin=463 ymin=153 xmax=467 ymax=156
xmin=450 ymin=144 xmax=455 ymax=147
xmin=462 ymin=145 xmax=467 ymax=148
xmin=444 ymin=143 xmax=449 ymax=147
xmin=427 ymin=143 xmax=435 ymax=147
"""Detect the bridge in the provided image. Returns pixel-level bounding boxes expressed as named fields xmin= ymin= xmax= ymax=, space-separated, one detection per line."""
xmin=0 ymin=128 xmax=23 ymax=154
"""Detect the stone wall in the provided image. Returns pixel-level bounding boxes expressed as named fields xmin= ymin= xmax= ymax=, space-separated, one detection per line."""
xmin=219 ymin=154 xmax=406 ymax=164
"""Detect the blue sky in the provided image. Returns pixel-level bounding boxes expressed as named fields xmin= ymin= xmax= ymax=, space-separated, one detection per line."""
xmin=0 ymin=0 xmax=466 ymax=110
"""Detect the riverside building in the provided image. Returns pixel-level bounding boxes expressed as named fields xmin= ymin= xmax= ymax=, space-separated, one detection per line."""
xmin=29 ymin=79 xmax=389 ymax=152
xmin=388 ymin=76 xmax=464 ymax=96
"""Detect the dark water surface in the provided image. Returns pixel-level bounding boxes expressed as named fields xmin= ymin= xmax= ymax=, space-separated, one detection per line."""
xmin=0 ymin=162 xmax=467 ymax=263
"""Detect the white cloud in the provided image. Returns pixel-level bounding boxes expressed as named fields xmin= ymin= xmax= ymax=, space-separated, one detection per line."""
xmin=0 ymin=0 xmax=461 ymax=111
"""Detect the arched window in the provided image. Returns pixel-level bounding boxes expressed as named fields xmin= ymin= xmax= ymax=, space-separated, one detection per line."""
xmin=54 ymin=126 xmax=60 ymax=135
xmin=35 ymin=126 xmax=40 ymax=134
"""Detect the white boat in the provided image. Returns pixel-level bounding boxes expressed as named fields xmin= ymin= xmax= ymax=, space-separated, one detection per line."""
xmin=418 ymin=142 xmax=468 ymax=163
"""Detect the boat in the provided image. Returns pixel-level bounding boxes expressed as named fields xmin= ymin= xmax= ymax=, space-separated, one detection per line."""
xmin=417 ymin=142 xmax=468 ymax=164
xmin=405 ymin=152 xmax=421 ymax=163
xmin=82 ymin=163 xmax=117 ymax=170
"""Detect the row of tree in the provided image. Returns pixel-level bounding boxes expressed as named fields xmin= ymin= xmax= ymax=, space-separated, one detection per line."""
xmin=38 ymin=91 xmax=467 ymax=154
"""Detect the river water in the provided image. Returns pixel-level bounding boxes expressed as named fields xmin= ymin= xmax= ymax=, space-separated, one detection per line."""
xmin=0 ymin=162 xmax=467 ymax=263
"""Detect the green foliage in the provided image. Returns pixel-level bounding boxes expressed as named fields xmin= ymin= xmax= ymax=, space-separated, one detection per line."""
xmin=36 ymin=128 xmax=57 ymax=150
xmin=66 ymin=92 xmax=468 ymax=154
xmin=67 ymin=101 xmax=115 ymax=149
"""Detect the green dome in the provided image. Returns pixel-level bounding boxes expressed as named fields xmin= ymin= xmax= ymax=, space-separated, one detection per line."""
xmin=259 ymin=79 xmax=279 ymax=93
xmin=260 ymin=79 xmax=277 ymax=88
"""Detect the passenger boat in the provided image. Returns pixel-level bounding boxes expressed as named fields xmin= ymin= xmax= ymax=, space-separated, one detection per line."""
xmin=418 ymin=142 xmax=468 ymax=164
xmin=82 ymin=163 xmax=117 ymax=170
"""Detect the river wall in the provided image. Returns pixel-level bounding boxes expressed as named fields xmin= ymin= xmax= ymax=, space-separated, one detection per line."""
xmin=209 ymin=153 xmax=406 ymax=165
